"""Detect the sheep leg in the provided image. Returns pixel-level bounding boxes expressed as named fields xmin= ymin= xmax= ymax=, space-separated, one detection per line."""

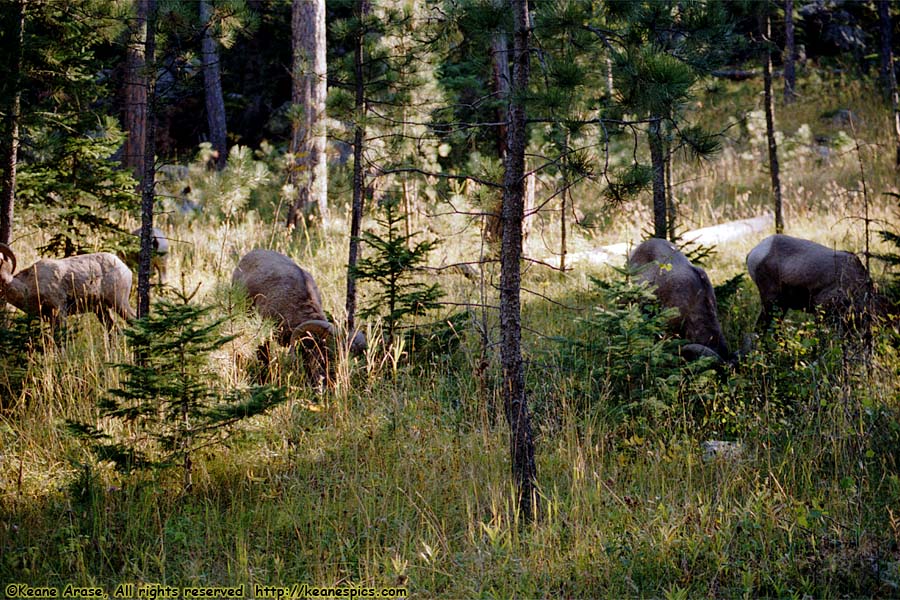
xmin=95 ymin=306 xmax=115 ymax=329
xmin=255 ymin=341 xmax=272 ymax=383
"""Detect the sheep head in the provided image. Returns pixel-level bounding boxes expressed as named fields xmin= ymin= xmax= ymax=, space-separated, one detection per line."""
xmin=0 ymin=243 xmax=16 ymax=289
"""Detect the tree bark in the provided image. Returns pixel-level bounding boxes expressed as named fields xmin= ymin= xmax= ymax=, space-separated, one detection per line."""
xmin=783 ymin=0 xmax=796 ymax=104
xmin=877 ymin=0 xmax=900 ymax=168
xmin=137 ymin=0 xmax=157 ymax=319
xmin=345 ymin=0 xmax=369 ymax=333
xmin=200 ymin=0 xmax=228 ymax=170
xmin=649 ymin=117 xmax=667 ymax=239
xmin=500 ymin=0 xmax=537 ymax=524
xmin=762 ymin=13 xmax=784 ymax=234
xmin=879 ymin=0 xmax=894 ymax=100
xmin=665 ymin=153 xmax=676 ymax=241
xmin=491 ymin=23 xmax=510 ymax=159
xmin=286 ymin=0 xmax=328 ymax=227
xmin=0 ymin=0 xmax=25 ymax=246
xmin=122 ymin=0 xmax=148 ymax=179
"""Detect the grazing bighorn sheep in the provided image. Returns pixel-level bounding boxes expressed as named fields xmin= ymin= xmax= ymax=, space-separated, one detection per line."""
xmin=628 ymin=238 xmax=732 ymax=361
xmin=0 ymin=243 xmax=135 ymax=328
xmin=746 ymin=234 xmax=875 ymax=331
xmin=122 ymin=227 xmax=169 ymax=285
xmin=232 ymin=249 xmax=366 ymax=386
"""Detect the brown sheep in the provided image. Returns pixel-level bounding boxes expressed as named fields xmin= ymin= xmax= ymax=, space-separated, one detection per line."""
xmin=746 ymin=234 xmax=875 ymax=332
xmin=628 ymin=238 xmax=732 ymax=361
xmin=232 ymin=249 xmax=365 ymax=386
xmin=0 ymin=243 xmax=135 ymax=329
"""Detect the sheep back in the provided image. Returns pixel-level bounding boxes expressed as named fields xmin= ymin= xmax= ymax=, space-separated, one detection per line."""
xmin=232 ymin=249 xmax=327 ymax=346
xmin=16 ymin=253 xmax=134 ymax=320
xmin=629 ymin=238 xmax=730 ymax=359
xmin=746 ymin=234 xmax=870 ymax=316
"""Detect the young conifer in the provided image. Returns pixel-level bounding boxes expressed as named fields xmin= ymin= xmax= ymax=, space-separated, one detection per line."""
xmin=351 ymin=196 xmax=443 ymax=344
xmin=69 ymin=284 xmax=286 ymax=492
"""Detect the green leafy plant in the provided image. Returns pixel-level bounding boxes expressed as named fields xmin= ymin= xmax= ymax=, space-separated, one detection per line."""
xmin=557 ymin=273 xmax=717 ymax=428
xmin=352 ymin=197 xmax=444 ymax=343
xmin=17 ymin=117 xmax=136 ymax=256
xmin=68 ymin=285 xmax=286 ymax=491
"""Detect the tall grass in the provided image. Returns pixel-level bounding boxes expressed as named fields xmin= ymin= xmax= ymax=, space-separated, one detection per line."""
xmin=2 ymin=76 xmax=899 ymax=598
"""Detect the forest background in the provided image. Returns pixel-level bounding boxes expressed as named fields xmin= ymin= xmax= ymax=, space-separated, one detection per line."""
xmin=2 ymin=0 xmax=900 ymax=597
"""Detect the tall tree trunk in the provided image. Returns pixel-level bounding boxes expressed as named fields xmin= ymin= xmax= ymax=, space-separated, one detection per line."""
xmin=0 ymin=0 xmax=25 ymax=246
xmin=665 ymin=153 xmax=676 ymax=241
xmin=491 ymin=23 xmax=510 ymax=159
xmin=200 ymin=0 xmax=227 ymax=170
xmin=877 ymin=0 xmax=900 ymax=168
xmin=345 ymin=0 xmax=369 ymax=333
xmin=879 ymin=0 xmax=894 ymax=100
xmin=123 ymin=0 xmax=148 ymax=179
xmin=137 ymin=0 xmax=158 ymax=319
xmin=286 ymin=0 xmax=328 ymax=227
xmin=762 ymin=13 xmax=784 ymax=233
xmin=649 ymin=117 xmax=667 ymax=239
xmin=500 ymin=0 xmax=537 ymax=524
xmin=783 ymin=0 xmax=796 ymax=104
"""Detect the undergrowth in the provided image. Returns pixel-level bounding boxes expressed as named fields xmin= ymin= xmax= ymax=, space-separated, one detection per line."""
xmin=2 ymin=74 xmax=900 ymax=598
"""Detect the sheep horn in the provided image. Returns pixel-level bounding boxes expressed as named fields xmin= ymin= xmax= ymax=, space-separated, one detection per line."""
xmin=290 ymin=319 xmax=335 ymax=346
xmin=681 ymin=343 xmax=725 ymax=363
xmin=0 ymin=243 xmax=16 ymax=273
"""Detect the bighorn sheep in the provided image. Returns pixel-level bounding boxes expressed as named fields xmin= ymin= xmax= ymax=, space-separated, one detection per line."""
xmin=746 ymin=234 xmax=875 ymax=331
xmin=232 ymin=249 xmax=366 ymax=386
xmin=0 ymin=243 xmax=135 ymax=328
xmin=628 ymin=238 xmax=732 ymax=361
xmin=123 ymin=227 xmax=169 ymax=285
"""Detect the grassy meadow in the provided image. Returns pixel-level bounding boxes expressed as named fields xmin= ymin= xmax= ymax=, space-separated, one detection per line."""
xmin=2 ymin=76 xmax=900 ymax=598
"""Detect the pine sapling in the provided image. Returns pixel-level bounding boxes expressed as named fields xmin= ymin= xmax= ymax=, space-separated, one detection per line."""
xmin=69 ymin=283 xmax=286 ymax=491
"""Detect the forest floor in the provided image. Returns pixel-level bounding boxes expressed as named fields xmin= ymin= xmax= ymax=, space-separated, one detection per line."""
xmin=1 ymin=74 xmax=899 ymax=598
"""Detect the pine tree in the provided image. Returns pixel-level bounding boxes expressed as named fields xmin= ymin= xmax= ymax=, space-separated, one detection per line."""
xmin=499 ymin=0 xmax=537 ymax=523
xmin=286 ymin=0 xmax=328 ymax=225
xmin=603 ymin=1 xmax=733 ymax=239
xmin=352 ymin=197 xmax=443 ymax=343
xmin=0 ymin=0 xmax=137 ymax=256
xmin=69 ymin=286 xmax=286 ymax=492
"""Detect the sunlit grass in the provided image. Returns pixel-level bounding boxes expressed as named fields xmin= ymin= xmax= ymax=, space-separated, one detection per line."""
xmin=1 ymin=74 xmax=899 ymax=597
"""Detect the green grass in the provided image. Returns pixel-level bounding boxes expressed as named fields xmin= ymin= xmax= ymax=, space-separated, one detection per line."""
xmin=2 ymin=74 xmax=900 ymax=598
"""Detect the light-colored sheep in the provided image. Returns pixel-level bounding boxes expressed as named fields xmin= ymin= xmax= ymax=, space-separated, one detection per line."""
xmin=0 ymin=243 xmax=135 ymax=328
xmin=232 ymin=249 xmax=365 ymax=386
xmin=746 ymin=234 xmax=874 ymax=331
xmin=124 ymin=227 xmax=169 ymax=285
xmin=628 ymin=238 xmax=732 ymax=361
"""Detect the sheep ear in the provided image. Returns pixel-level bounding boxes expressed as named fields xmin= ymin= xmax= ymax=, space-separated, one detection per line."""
xmin=0 ymin=243 xmax=16 ymax=274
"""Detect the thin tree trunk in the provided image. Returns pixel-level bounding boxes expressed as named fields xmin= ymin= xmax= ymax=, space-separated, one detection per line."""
xmin=286 ymin=0 xmax=328 ymax=227
xmin=665 ymin=153 xmax=676 ymax=241
xmin=606 ymin=55 xmax=614 ymax=98
xmin=500 ymin=0 xmax=537 ymax=524
xmin=0 ymin=0 xmax=25 ymax=246
xmin=123 ymin=0 xmax=148 ymax=179
xmin=491 ymin=25 xmax=510 ymax=159
xmin=137 ymin=0 xmax=158 ymax=319
xmin=762 ymin=13 xmax=784 ymax=234
xmin=879 ymin=0 xmax=894 ymax=100
xmin=560 ymin=184 xmax=567 ymax=272
xmin=783 ymin=0 xmax=796 ymax=104
xmin=200 ymin=0 xmax=227 ymax=170
xmin=877 ymin=0 xmax=900 ymax=168
xmin=649 ymin=117 xmax=667 ymax=239
xmin=345 ymin=0 xmax=369 ymax=333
